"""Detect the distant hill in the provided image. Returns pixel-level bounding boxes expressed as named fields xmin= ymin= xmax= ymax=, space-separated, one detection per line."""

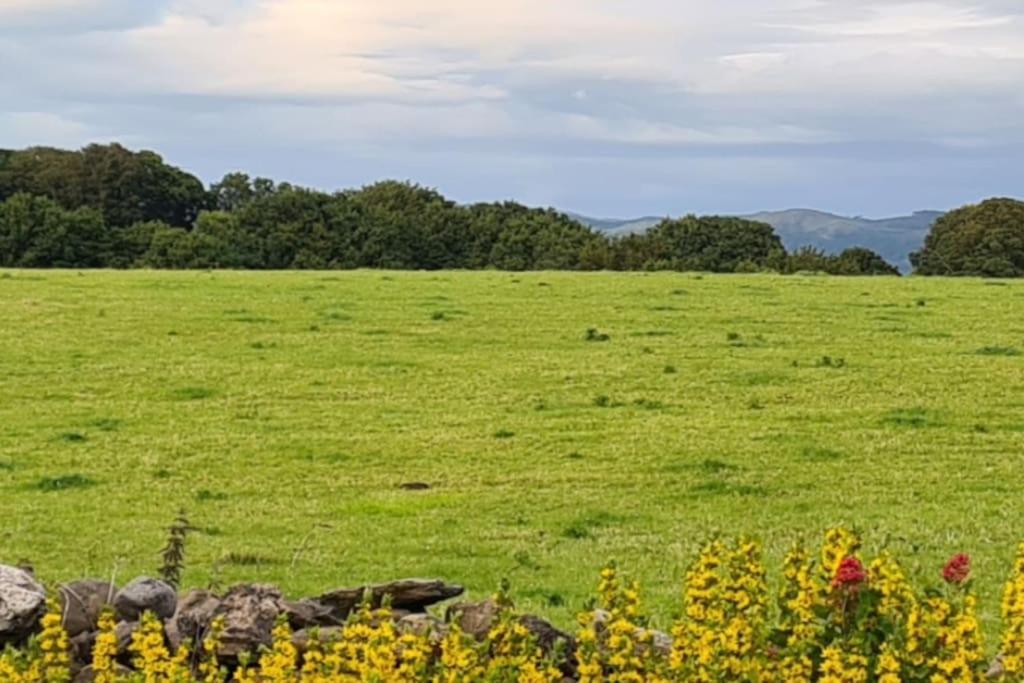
xmin=570 ymin=209 xmax=944 ymax=272
xmin=565 ymin=212 xmax=663 ymax=237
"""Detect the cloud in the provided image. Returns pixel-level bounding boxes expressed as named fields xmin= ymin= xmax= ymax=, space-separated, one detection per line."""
xmin=0 ymin=0 xmax=1021 ymax=215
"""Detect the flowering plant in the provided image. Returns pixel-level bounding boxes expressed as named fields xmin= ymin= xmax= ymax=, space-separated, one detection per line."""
xmin=1 ymin=531 xmax=1021 ymax=681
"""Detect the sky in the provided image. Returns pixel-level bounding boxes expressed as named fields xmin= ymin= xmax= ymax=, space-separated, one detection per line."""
xmin=1 ymin=0 xmax=1022 ymax=218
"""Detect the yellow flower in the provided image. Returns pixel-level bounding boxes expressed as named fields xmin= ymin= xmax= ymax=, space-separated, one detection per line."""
xmin=1001 ymin=542 xmax=1024 ymax=676
xmin=819 ymin=644 xmax=869 ymax=683
xmin=198 ymin=615 xmax=226 ymax=683
xmin=256 ymin=617 xmax=297 ymax=682
xmin=129 ymin=611 xmax=191 ymax=682
xmin=869 ymin=552 xmax=916 ymax=623
xmin=821 ymin=528 xmax=861 ymax=583
xmin=91 ymin=609 xmax=119 ymax=683
xmin=671 ymin=538 xmax=768 ymax=681
xmin=34 ymin=599 xmax=71 ymax=683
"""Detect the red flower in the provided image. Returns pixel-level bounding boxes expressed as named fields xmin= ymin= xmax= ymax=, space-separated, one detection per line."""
xmin=943 ymin=554 xmax=971 ymax=585
xmin=832 ymin=557 xmax=867 ymax=589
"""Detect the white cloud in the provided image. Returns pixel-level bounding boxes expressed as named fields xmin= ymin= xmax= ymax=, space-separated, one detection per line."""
xmin=0 ymin=0 xmax=1021 ymax=214
xmin=64 ymin=0 xmax=1016 ymax=111
xmin=773 ymin=2 xmax=1013 ymax=36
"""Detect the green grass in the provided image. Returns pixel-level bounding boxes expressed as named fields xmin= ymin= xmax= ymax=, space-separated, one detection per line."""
xmin=1 ymin=270 xmax=1023 ymax=633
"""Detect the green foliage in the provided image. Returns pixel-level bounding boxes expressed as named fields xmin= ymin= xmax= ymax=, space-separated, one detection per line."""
xmin=158 ymin=509 xmax=192 ymax=589
xmin=0 ymin=142 xmax=919 ymax=275
xmin=783 ymin=245 xmax=900 ymax=275
xmin=912 ymin=198 xmax=1024 ymax=276
xmin=0 ymin=143 xmax=207 ymax=228
xmin=0 ymin=193 xmax=108 ymax=267
xmin=613 ymin=215 xmax=786 ymax=272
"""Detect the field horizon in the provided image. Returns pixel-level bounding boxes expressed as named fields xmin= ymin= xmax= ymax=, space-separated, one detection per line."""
xmin=2 ymin=269 xmax=1023 ymax=634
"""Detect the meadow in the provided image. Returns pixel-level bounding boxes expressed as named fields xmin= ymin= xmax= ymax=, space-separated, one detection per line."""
xmin=1 ymin=269 xmax=1022 ymax=633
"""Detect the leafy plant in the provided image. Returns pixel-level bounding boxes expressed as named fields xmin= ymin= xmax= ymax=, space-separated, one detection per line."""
xmin=158 ymin=509 xmax=193 ymax=589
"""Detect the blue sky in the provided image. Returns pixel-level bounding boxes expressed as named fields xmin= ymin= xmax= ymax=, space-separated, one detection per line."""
xmin=1 ymin=0 xmax=1022 ymax=218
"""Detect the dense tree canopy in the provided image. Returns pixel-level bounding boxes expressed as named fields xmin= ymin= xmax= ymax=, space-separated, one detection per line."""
xmin=0 ymin=142 xmax=914 ymax=275
xmin=782 ymin=245 xmax=901 ymax=276
xmin=0 ymin=193 xmax=107 ymax=268
xmin=0 ymin=144 xmax=207 ymax=228
xmin=911 ymin=198 xmax=1024 ymax=277
xmin=615 ymin=216 xmax=786 ymax=272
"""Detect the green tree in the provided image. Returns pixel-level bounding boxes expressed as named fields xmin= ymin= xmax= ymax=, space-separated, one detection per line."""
xmin=833 ymin=247 xmax=900 ymax=276
xmin=0 ymin=193 xmax=108 ymax=267
xmin=210 ymin=173 xmax=278 ymax=212
xmin=0 ymin=144 xmax=207 ymax=228
xmin=912 ymin=198 xmax=1024 ymax=277
xmin=615 ymin=216 xmax=786 ymax=272
xmin=467 ymin=202 xmax=607 ymax=270
xmin=232 ymin=186 xmax=339 ymax=269
xmin=349 ymin=181 xmax=471 ymax=269
xmin=139 ymin=226 xmax=194 ymax=268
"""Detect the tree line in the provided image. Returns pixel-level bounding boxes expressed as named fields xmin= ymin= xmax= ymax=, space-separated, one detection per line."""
xmin=1 ymin=143 xmax=1020 ymax=275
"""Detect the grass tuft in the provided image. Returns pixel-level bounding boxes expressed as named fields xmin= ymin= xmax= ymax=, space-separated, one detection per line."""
xmin=171 ymin=387 xmax=216 ymax=401
xmin=976 ymin=346 xmax=1020 ymax=357
xmin=36 ymin=474 xmax=96 ymax=492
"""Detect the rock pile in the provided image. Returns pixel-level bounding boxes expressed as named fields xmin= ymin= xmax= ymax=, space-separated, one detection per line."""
xmin=0 ymin=564 xmax=581 ymax=681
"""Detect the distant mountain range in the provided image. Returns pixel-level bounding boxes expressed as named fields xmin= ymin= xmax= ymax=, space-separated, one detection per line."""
xmin=568 ymin=209 xmax=945 ymax=272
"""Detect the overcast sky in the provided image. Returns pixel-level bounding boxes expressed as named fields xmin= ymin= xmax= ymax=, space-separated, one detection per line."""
xmin=1 ymin=0 xmax=1021 ymax=217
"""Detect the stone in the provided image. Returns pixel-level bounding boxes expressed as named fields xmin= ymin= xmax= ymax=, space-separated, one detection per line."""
xmin=988 ymin=655 xmax=1006 ymax=679
xmin=216 ymin=584 xmax=287 ymax=659
xmin=292 ymin=626 xmax=345 ymax=653
xmin=70 ymin=630 xmax=97 ymax=669
xmin=519 ymin=614 xmax=574 ymax=656
xmin=592 ymin=609 xmax=671 ymax=656
xmin=0 ymin=564 xmax=47 ymax=645
xmin=115 ymin=620 xmax=139 ymax=657
xmin=59 ymin=580 xmax=116 ymax=637
xmin=520 ymin=614 xmax=576 ymax=677
xmin=166 ymin=589 xmax=222 ymax=651
xmin=448 ymin=600 xmax=575 ymax=675
xmin=317 ymin=579 xmax=463 ymax=620
xmin=283 ymin=598 xmax=339 ymax=629
xmin=73 ymin=663 xmax=133 ymax=683
xmin=446 ymin=599 xmax=501 ymax=640
xmin=396 ymin=613 xmax=449 ymax=643
xmin=114 ymin=578 xmax=176 ymax=622
xmin=647 ymin=628 xmax=673 ymax=657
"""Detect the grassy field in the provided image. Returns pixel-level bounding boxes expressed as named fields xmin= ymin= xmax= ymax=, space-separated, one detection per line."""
xmin=1 ymin=270 xmax=1023 ymax=632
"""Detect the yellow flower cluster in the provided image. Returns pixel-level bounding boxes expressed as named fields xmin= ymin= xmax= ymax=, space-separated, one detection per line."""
xmin=578 ymin=563 xmax=666 ymax=683
xmin=669 ymin=537 xmax=770 ymax=681
xmin=867 ymin=552 xmax=915 ymax=622
xmin=7 ymin=529 xmax=1024 ymax=681
xmin=92 ymin=609 xmax=119 ymax=683
xmin=821 ymin=528 xmax=861 ymax=583
xmin=777 ymin=545 xmax=820 ymax=682
xmin=0 ymin=600 xmax=70 ymax=683
xmin=130 ymin=610 xmax=191 ymax=682
xmin=1001 ymin=542 xmax=1024 ymax=676
xmin=819 ymin=644 xmax=869 ymax=683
